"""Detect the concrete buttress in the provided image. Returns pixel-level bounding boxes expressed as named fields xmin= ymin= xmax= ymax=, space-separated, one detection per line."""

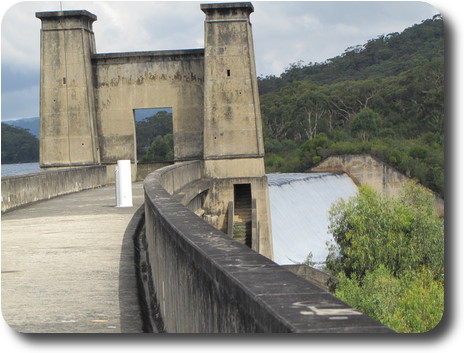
xmin=36 ymin=11 xmax=100 ymax=167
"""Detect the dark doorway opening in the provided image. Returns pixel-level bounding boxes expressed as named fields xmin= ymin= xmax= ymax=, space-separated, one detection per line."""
xmin=134 ymin=108 xmax=173 ymax=163
xmin=233 ymin=184 xmax=252 ymax=248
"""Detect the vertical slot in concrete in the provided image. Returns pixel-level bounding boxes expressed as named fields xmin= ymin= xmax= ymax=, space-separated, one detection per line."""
xmin=233 ymin=184 xmax=252 ymax=248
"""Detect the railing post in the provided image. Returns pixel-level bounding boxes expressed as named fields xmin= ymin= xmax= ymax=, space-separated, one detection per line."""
xmin=227 ymin=201 xmax=234 ymax=236
xmin=251 ymin=198 xmax=259 ymax=252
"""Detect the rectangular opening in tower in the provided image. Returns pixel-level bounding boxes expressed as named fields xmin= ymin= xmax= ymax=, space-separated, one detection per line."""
xmin=233 ymin=184 xmax=252 ymax=248
xmin=133 ymin=107 xmax=173 ymax=163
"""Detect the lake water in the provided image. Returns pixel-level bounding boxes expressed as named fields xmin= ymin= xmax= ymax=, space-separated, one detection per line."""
xmin=1 ymin=162 xmax=41 ymax=177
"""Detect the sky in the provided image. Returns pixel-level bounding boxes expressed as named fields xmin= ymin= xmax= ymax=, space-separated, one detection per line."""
xmin=0 ymin=0 xmax=450 ymax=121
xmin=1 ymin=1 xmax=464 ymax=350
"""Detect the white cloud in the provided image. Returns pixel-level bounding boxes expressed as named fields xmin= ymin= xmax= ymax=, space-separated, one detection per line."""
xmin=0 ymin=1 xmax=445 ymax=120
xmin=252 ymin=1 xmax=439 ymax=75
xmin=1 ymin=84 xmax=39 ymax=120
xmin=87 ymin=1 xmax=204 ymax=53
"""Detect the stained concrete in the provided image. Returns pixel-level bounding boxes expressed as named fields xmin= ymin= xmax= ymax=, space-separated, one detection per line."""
xmin=311 ymin=154 xmax=444 ymax=216
xmin=142 ymin=162 xmax=393 ymax=333
xmin=1 ymin=166 xmax=107 ymax=213
xmin=35 ymin=3 xmax=275 ymax=261
xmin=1 ymin=183 xmax=145 ymax=333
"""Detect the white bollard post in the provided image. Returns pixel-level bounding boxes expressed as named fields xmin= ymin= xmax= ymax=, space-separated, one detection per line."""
xmin=115 ymin=160 xmax=133 ymax=207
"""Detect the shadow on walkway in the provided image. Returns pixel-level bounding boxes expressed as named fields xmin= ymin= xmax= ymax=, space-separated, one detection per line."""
xmin=118 ymin=205 xmax=147 ymax=333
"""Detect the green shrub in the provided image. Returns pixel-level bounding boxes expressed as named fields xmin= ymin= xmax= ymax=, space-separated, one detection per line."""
xmin=311 ymin=155 xmax=321 ymax=165
xmin=327 ymin=182 xmax=444 ymax=279
xmin=334 ymin=266 xmax=444 ymax=333
xmin=326 ymin=183 xmax=444 ymax=332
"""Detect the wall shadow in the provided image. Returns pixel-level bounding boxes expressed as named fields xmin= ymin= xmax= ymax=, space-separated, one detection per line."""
xmin=118 ymin=205 xmax=146 ymax=333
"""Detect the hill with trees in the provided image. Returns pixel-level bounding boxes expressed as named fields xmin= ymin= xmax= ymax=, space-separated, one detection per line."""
xmin=135 ymin=110 xmax=174 ymax=163
xmin=258 ymin=15 xmax=444 ymax=197
xmin=258 ymin=15 xmax=444 ymax=93
xmin=1 ymin=123 xmax=39 ymax=164
xmin=3 ymin=117 xmax=40 ymax=138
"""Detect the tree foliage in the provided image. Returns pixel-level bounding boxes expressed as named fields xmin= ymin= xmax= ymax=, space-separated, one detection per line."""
xmin=335 ymin=265 xmax=444 ymax=333
xmin=135 ymin=110 xmax=174 ymax=162
xmin=260 ymin=56 xmax=444 ymax=143
xmin=258 ymin=16 xmax=444 ymax=90
xmin=259 ymin=16 xmax=444 ymax=197
xmin=1 ymin=123 xmax=39 ymax=164
xmin=327 ymin=183 xmax=444 ymax=279
xmin=350 ymin=108 xmax=381 ymax=141
xmin=260 ymin=14 xmax=445 ymax=334
xmin=325 ymin=183 xmax=444 ymax=332
xmin=139 ymin=133 xmax=173 ymax=163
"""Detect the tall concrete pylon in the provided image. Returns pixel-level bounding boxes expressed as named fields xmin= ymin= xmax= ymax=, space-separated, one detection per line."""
xmin=201 ymin=2 xmax=265 ymax=179
xmin=200 ymin=3 xmax=273 ymax=259
xmin=36 ymin=10 xmax=100 ymax=168
xmin=35 ymin=3 xmax=274 ymax=258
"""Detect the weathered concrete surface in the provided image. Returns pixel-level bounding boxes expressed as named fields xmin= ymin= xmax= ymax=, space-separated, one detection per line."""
xmin=1 ymin=183 xmax=145 ymax=333
xmin=36 ymin=11 xmax=100 ymax=167
xmin=283 ymin=265 xmax=338 ymax=292
xmin=1 ymin=166 xmax=107 ymax=213
xmin=35 ymin=2 xmax=275 ymax=262
xmin=202 ymin=2 xmax=264 ymax=161
xmin=199 ymin=3 xmax=273 ymax=258
xmin=311 ymin=154 xmax=444 ymax=216
xmin=93 ymin=49 xmax=205 ymax=164
xmin=142 ymin=162 xmax=393 ymax=333
xmin=136 ymin=162 xmax=173 ymax=182
xmin=201 ymin=175 xmax=274 ymax=259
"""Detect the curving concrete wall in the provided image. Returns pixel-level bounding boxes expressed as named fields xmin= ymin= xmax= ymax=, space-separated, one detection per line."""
xmin=136 ymin=162 xmax=173 ymax=182
xmin=141 ymin=161 xmax=392 ymax=333
xmin=311 ymin=154 xmax=408 ymax=196
xmin=1 ymin=166 xmax=107 ymax=213
xmin=312 ymin=154 xmax=444 ymax=216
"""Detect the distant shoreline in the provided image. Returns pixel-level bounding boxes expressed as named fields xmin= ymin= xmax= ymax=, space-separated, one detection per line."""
xmin=1 ymin=162 xmax=41 ymax=177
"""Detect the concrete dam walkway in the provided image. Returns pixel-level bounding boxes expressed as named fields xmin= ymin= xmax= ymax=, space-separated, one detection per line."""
xmin=1 ymin=183 xmax=145 ymax=333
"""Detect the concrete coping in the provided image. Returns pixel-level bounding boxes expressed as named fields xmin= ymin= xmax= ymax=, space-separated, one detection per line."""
xmin=201 ymin=2 xmax=254 ymax=12
xmin=36 ymin=10 xmax=97 ymax=21
xmin=143 ymin=161 xmax=393 ymax=332
xmin=93 ymin=49 xmax=205 ymax=61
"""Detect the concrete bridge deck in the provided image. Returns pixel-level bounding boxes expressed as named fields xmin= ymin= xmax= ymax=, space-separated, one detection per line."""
xmin=1 ymin=183 xmax=145 ymax=333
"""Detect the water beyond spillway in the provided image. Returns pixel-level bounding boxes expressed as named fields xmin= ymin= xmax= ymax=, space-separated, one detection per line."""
xmin=267 ymin=173 xmax=358 ymax=266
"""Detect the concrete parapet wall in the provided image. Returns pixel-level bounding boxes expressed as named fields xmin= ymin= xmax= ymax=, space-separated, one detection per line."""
xmin=141 ymin=161 xmax=392 ymax=333
xmin=311 ymin=154 xmax=407 ymax=196
xmin=312 ymin=154 xmax=444 ymax=216
xmin=283 ymin=265 xmax=338 ymax=292
xmin=136 ymin=162 xmax=173 ymax=182
xmin=156 ymin=161 xmax=203 ymax=195
xmin=1 ymin=166 xmax=107 ymax=213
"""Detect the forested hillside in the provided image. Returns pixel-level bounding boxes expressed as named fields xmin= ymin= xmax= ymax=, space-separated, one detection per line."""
xmin=135 ymin=110 xmax=174 ymax=163
xmin=1 ymin=123 xmax=39 ymax=164
xmin=258 ymin=16 xmax=444 ymax=197
xmin=3 ymin=117 xmax=40 ymax=138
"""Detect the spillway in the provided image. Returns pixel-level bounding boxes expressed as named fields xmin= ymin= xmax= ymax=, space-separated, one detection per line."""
xmin=267 ymin=173 xmax=358 ymax=266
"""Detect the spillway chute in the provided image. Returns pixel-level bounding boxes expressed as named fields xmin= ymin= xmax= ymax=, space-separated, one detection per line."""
xmin=267 ymin=173 xmax=358 ymax=266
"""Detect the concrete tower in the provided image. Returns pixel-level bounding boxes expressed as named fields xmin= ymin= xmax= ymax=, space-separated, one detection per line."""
xmin=201 ymin=2 xmax=265 ymax=178
xmin=201 ymin=3 xmax=273 ymax=258
xmin=36 ymin=10 xmax=100 ymax=168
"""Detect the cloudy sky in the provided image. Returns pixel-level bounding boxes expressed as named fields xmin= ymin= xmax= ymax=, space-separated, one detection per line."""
xmin=0 ymin=0 xmax=450 ymax=121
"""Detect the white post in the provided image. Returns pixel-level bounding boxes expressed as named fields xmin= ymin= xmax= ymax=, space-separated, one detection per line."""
xmin=115 ymin=160 xmax=133 ymax=207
